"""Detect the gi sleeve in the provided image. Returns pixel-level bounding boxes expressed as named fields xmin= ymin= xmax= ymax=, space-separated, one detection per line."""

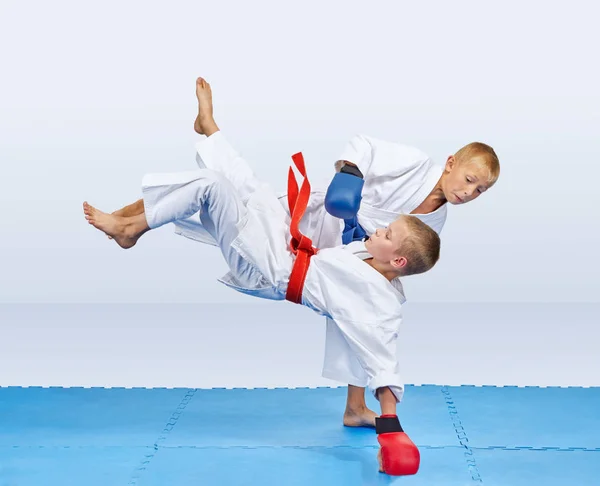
xmin=334 ymin=134 xmax=428 ymax=181
xmin=328 ymin=312 xmax=405 ymax=402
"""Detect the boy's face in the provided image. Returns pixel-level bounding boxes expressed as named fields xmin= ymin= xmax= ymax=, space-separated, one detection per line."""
xmin=442 ymin=156 xmax=492 ymax=205
xmin=365 ymin=217 xmax=408 ymax=269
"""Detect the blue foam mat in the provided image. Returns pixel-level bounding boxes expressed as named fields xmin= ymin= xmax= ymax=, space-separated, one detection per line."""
xmin=0 ymin=387 xmax=191 ymax=447
xmin=473 ymin=449 xmax=600 ymax=486
xmin=163 ymin=385 xmax=458 ymax=448
xmin=0 ymin=446 xmax=148 ymax=486
xmin=0 ymin=385 xmax=598 ymax=485
xmin=445 ymin=386 xmax=600 ymax=449
xmin=139 ymin=446 xmax=473 ymax=486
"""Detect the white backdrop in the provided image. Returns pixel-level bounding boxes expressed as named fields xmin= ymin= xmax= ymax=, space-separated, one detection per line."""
xmin=0 ymin=0 xmax=598 ymax=306
xmin=1 ymin=0 xmax=599 ymax=388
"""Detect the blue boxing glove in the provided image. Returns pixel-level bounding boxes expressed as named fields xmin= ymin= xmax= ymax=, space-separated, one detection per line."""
xmin=324 ymin=163 xmax=365 ymax=220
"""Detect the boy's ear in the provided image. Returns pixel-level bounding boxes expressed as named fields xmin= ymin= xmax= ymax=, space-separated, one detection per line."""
xmin=445 ymin=155 xmax=456 ymax=172
xmin=392 ymin=256 xmax=407 ymax=269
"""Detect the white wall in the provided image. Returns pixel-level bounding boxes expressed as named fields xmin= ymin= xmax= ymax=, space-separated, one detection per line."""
xmin=2 ymin=303 xmax=599 ymax=387
xmin=1 ymin=0 xmax=599 ymax=304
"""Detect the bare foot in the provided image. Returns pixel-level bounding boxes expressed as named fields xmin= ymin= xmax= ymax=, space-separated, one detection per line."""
xmin=107 ymin=208 xmax=126 ymax=239
xmin=343 ymin=407 xmax=378 ymax=428
xmin=83 ymin=202 xmax=139 ymax=249
xmin=108 ymin=200 xmax=144 ymax=239
xmin=193 ymin=77 xmax=219 ymax=136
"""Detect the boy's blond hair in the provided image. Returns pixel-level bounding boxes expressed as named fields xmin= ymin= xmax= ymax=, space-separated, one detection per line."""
xmin=455 ymin=142 xmax=500 ymax=186
xmin=395 ymin=216 xmax=441 ymax=276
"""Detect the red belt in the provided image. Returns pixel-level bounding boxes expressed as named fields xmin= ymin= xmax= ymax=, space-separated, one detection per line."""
xmin=285 ymin=152 xmax=318 ymax=304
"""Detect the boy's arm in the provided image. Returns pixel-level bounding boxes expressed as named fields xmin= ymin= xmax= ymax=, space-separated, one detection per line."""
xmin=325 ymin=134 xmax=376 ymax=220
xmin=325 ymin=134 xmax=427 ymax=219
xmin=335 ymin=133 xmax=427 ymax=178
xmin=330 ymin=311 xmax=421 ymax=476
xmin=334 ymin=134 xmax=374 ymax=175
xmin=329 ymin=313 xmax=404 ymax=402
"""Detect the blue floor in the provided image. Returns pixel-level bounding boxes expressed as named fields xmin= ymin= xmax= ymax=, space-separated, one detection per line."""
xmin=0 ymin=386 xmax=598 ymax=485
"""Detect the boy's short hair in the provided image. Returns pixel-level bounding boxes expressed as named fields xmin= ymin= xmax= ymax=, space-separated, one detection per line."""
xmin=396 ymin=216 xmax=441 ymax=276
xmin=455 ymin=142 xmax=500 ymax=186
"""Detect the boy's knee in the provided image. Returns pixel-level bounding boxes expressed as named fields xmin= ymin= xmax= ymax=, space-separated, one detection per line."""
xmin=199 ymin=171 xmax=239 ymax=208
xmin=202 ymin=170 xmax=231 ymax=193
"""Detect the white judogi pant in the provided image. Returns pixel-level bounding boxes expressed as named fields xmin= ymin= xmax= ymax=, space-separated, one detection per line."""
xmin=142 ymin=169 xmax=267 ymax=291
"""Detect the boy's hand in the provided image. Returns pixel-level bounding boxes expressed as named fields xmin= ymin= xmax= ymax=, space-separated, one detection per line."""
xmin=376 ymin=415 xmax=420 ymax=475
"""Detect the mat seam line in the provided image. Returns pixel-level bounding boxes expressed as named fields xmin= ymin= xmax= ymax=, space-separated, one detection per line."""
xmin=442 ymin=385 xmax=484 ymax=483
xmin=127 ymin=388 xmax=197 ymax=485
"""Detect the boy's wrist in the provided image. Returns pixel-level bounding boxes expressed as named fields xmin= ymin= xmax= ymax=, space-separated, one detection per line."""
xmin=340 ymin=163 xmax=364 ymax=179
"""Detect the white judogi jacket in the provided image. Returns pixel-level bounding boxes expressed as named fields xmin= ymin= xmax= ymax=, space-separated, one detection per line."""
xmin=171 ymin=133 xmax=448 ymax=390
xmin=319 ymin=134 xmax=448 ymax=388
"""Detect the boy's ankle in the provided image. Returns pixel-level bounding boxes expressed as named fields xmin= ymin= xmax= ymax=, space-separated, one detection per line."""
xmin=344 ymin=403 xmax=368 ymax=415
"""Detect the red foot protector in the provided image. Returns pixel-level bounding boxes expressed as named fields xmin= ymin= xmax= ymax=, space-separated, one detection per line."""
xmin=285 ymin=152 xmax=318 ymax=304
xmin=376 ymin=414 xmax=421 ymax=476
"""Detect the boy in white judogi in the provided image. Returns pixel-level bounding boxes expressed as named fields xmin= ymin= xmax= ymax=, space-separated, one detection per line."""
xmin=83 ymin=78 xmax=442 ymax=476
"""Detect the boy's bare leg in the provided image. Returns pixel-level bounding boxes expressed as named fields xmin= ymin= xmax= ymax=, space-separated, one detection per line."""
xmin=106 ymin=77 xmax=217 ymax=240
xmin=376 ymin=386 xmax=398 ymax=473
xmin=377 ymin=386 xmax=397 ymax=415
xmin=194 ymin=77 xmax=219 ymax=136
xmin=83 ymin=201 xmax=150 ymax=249
xmin=343 ymin=385 xmax=378 ymax=427
xmin=108 ymin=199 xmax=145 ymax=239
xmin=112 ymin=199 xmax=145 ymax=217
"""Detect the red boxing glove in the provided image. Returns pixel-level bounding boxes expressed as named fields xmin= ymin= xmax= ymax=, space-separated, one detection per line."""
xmin=376 ymin=414 xmax=420 ymax=476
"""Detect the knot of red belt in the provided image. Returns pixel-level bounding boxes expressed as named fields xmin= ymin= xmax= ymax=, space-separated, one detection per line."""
xmin=285 ymin=152 xmax=318 ymax=304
